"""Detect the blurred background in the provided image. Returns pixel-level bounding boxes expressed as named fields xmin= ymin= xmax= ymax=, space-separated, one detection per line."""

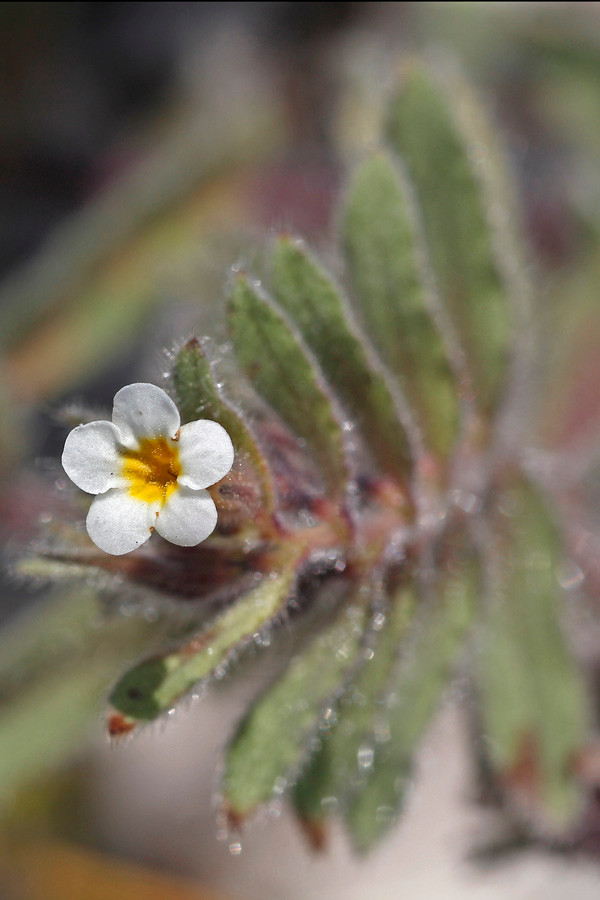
xmin=2 ymin=2 xmax=600 ymax=898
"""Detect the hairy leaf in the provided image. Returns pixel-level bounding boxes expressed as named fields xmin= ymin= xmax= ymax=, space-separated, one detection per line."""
xmin=293 ymin=584 xmax=417 ymax=825
xmin=386 ymin=64 xmax=516 ymax=415
xmin=222 ymin=596 xmax=371 ymax=820
xmin=109 ymin=554 xmax=303 ymax=722
xmin=271 ymin=236 xmax=413 ymax=482
xmin=343 ymin=152 xmax=459 ymax=458
xmin=480 ymin=480 xmax=588 ymax=826
xmin=347 ymin=547 xmax=478 ymax=851
xmin=227 ymin=275 xmax=349 ymax=501
xmin=173 ymin=338 xmax=275 ymax=514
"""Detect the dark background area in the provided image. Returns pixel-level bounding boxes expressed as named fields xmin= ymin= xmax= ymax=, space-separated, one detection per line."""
xmin=0 ymin=2 xmax=368 ymax=279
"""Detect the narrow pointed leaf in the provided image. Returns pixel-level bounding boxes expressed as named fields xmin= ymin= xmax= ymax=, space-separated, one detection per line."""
xmin=228 ymin=275 xmax=349 ymax=500
xmin=386 ymin=64 xmax=517 ymax=415
xmin=173 ymin=338 xmax=275 ymax=515
xmin=271 ymin=236 xmax=412 ymax=482
xmin=293 ymin=584 xmax=417 ymax=824
xmin=109 ymin=553 xmax=303 ymax=722
xmin=14 ymin=555 xmax=98 ymax=587
xmin=222 ymin=597 xmax=371 ymax=820
xmin=347 ymin=547 xmax=479 ymax=851
xmin=343 ymin=152 xmax=460 ymax=458
xmin=21 ymin=520 xmax=277 ymax=606
xmin=480 ymin=480 xmax=588 ymax=827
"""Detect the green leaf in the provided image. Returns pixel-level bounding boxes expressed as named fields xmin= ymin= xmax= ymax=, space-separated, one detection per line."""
xmin=109 ymin=554 xmax=302 ymax=722
xmin=270 ymin=236 xmax=413 ymax=482
xmin=0 ymin=589 xmax=163 ymax=801
xmin=386 ymin=64 xmax=516 ymax=415
xmin=0 ymin=589 xmax=101 ymax=697
xmin=0 ymin=588 xmax=164 ymax=702
xmin=537 ymin=247 xmax=600 ymax=448
xmin=480 ymin=479 xmax=588 ymax=826
xmin=293 ymin=584 xmax=417 ymax=824
xmin=222 ymin=596 xmax=371 ymax=820
xmin=13 ymin=555 xmax=98 ymax=588
xmin=342 ymin=152 xmax=460 ymax=458
xmin=0 ymin=649 xmax=131 ymax=801
xmin=347 ymin=547 xmax=478 ymax=851
xmin=227 ymin=274 xmax=349 ymax=501
xmin=173 ymin=338 xmax=275 ymax=513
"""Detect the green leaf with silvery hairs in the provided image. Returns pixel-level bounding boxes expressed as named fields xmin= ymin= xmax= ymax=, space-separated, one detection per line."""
xmin=228 ymin=274 xmax=349 ymax=501
xmin=173 ymin=337 xmax=275 ymax=514
xmin=271 ymin=235 xmax=413 ymax=483
xmin=386 ymin=64 xmax=517 ymax=415
xmin=222 ymin=594 xmax=371 ymax=821
xmin=343 ymin=152 xmax=460 ymax=459
xmin=109 ymin=551 xmax=303 ymax=723
xmin=293 ymin=584 xmax=417 ymax=826
xmin=347 ymin=546 xmax=479 ymax=852
xmin=479 ymin=479 xmax=588 ymax=828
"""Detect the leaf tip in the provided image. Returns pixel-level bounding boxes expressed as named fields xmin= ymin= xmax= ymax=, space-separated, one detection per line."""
xmin=297 ymin=816 xmax=328 ymax=853
xmin=107 ymin=712 xmax=137 ymax=740
xmin=221 ymin=802 xmax=246 ymax=833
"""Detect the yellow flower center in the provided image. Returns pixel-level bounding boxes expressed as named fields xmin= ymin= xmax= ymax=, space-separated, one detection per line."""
xmin=121 ymin=437 xmax=181 ymax=504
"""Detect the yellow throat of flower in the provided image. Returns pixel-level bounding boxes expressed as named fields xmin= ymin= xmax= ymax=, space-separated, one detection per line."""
xmin=121 ymin=437 xmax=181 ymax=503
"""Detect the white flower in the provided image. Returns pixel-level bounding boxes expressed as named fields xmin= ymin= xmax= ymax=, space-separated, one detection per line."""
xmin=61 ymin=383 xmax=234 ymax=555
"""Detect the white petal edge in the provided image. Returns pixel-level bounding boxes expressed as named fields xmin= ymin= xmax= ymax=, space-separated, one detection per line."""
xmin=86 ymin=488 xmax=159 ymax=555
xmin=62 ymin=421 xmax=124 ymax=494
xmin=155 ymin=487 xmax=218 ymax=547
xmin=112 ymin=383 xmax=180 ymax=445
xmin=177 ymin=419 xmax=234 ymax=490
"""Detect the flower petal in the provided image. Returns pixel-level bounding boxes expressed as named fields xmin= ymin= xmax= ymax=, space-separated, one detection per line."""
xmin=62 ymin=421 xmax=124 ymax=494
xmin=177 ymin=420 xmax=234 ymax=490
xmin=155 ymin=487 xmax=217 ymax=546
xmin=86 ymin=488 xmax=158 ymax=555
xmin=112 ymin=383 xmax=180 ymax=444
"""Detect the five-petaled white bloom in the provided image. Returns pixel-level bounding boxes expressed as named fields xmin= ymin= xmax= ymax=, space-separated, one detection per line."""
xmin=61 ymin=383 xmax=234 ymax=555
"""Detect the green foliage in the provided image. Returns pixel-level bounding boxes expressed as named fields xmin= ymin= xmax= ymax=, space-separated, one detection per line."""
xmin=479 ymin=480 xmax=588 ymax=824
xmin=9 ymin=54 xmax=596 ymax=855
xmin=0 ymin=589 xmax=164 ymax=800
xmin=343 ymin=151 xmax=460 ymax=458
xmin=271 ymin=236 xmax=413 ymax=481
xmin=386 ymin=64 xmax=514 ymax=415
xmin=173 ymin=338 xmax=275 ymax=512
xmin=293 ymin=584 xmax=417 ymax=824
xmin=228 ymin=274 xmax=350 ymax=501
xmin=223 ymin=596 xmax=370 ymax=819
xmin=110 ymin=557 xmax=302 ymax=722
xmin=0 ymin=589 xmax=102 ymax=695
xmin=346 ymin=547 xmax=479 ymax=851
